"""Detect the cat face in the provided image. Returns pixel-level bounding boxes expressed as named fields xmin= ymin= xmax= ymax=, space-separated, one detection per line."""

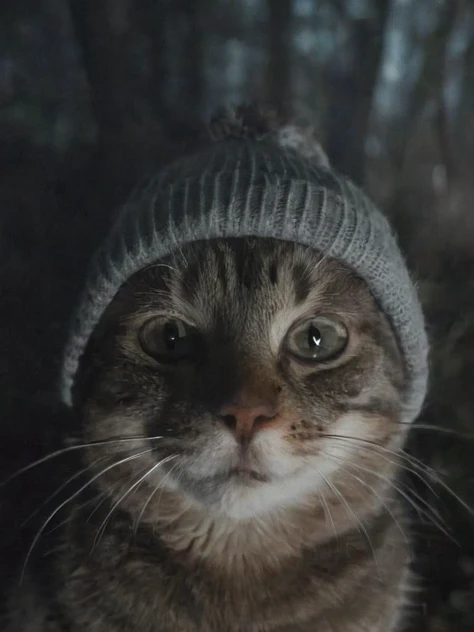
xmin=75 ymin=238 xmax=406 ymax=523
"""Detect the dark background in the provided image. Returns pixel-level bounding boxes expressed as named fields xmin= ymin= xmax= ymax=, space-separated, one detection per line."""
xmin=0 ymin=1 xmax=474 ymax=630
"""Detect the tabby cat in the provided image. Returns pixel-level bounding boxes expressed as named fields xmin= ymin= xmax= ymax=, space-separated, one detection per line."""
xmin=2 ymin=105 xmax=428 ymax=631
xmin=5 ymin=238 xmax=415 ymax=631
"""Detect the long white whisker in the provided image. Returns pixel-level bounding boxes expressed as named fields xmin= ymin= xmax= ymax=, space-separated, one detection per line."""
xmin=87 ymin=462 xmax=154 ymax=534
xmin=1 ymin=436 xmax=164 ymax=486
xmin=93 ymin=454 xmax=179 ymax=548
xmin=85 ymin=481 xmax=124 ymax=525
xmin=317 ymin=488 xmax=338 ymax=542
xmin=21 ymin=455 xmax=109 ymax=527
xmin=323 ymin=434 xmax=439 ymax=498
xmin=324 ymin=448 xmax=455 ymax=543
xmin=43 ymin=490 xmax=108 ymax=538
xmin=316 ymin=468 xmax=380 ymax=577
xmin=320 ymin=452 xmax=411 ymax=552
xmin=20 ymin=448 xmax=154 ymax=584
xmin=332 ymin=450 xmax=446 ymax=525
xmin=133 ymin=458 xmax=182 ymax=533
xmin=153 ymin=463 xmax=186 ymax=537
xmin=322 ymin=433 xmax=436 ymax=479
xmin=396 ymin=422 xmax=474 ymax=440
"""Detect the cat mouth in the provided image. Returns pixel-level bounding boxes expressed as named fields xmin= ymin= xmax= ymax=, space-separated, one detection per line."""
xmin=228 ymin=466 xmax=268 ymax=483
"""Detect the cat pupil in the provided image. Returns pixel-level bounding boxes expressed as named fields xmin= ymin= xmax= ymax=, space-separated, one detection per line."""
xmin=308 ymin=324 xmax=322 ymax=348
xmin=164 ymin=322 xmax=180 ymax=351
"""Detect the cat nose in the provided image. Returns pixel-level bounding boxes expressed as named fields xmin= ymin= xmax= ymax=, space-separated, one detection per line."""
xmin=218 ymin=400 xmax=278 ymax=443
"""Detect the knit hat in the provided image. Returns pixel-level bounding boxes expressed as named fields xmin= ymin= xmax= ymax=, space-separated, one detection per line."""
xmin=61 ymin=106 xmax=428 ymax=422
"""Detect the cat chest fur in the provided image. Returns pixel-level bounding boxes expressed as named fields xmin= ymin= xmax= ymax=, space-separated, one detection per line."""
xmin=53 ymin=499 xmax=409 ymax=632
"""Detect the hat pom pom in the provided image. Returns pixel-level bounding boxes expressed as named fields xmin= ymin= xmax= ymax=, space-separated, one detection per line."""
xmin=208 ymin=103 xmax=330 ymax=169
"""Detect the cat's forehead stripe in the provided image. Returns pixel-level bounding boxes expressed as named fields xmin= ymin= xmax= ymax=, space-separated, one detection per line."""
xmin=292 ymin=262 xmax=313 ymax=304
xmin=173 ymin=239 xmax=321 ymax=299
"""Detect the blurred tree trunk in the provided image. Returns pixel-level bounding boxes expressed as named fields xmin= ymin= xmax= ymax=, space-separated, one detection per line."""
xmin=326 ymin=0 xmax=390 ymax=185
xmin=68 ymin=0 xmax=163 ymax=206
xmin=348 ymin=0 xmax=390 ymax=185
xmin=388 ymin=0 xmax=458 ymax=252
xmin=391 ymin=0 xmax=458 ymax=175
xmin=133 ymin=0 xmax=167 ymax=123
xmin=266 ymin=0 xmax=292 ymax=118
xmin=142 ymin=0 xmax=204 ymax=139
xmin=455 ymin=23 xmax=474 ymax=169
xmin=180 ymin=0 xmax=205 ymax=121
xmin=133 ymin=0 xmax=204 ymax=147
xmin=68 ymin=0 xmax=139 ymax=143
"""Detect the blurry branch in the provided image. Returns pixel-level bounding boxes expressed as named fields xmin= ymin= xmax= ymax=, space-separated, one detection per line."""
xmin=266 ymin=0 xmax=292 ymax=118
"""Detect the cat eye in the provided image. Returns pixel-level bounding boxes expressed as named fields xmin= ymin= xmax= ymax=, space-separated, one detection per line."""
xmin=138 ymin=317 xmax=199 ymax=363
xmin=286 ymin=317 xmax=348 ymax=362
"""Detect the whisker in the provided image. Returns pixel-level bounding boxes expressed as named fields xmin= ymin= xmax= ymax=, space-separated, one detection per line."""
xmin=93 ymin=453 xmax=179 ymax=548
xmin=133 ymin=484 xmax=162 ymax=535
xmin=396 ymin=422 xmax=474 ymax=441
xmin=85 ymin=481 xmax=125 ymax=524
xmin=152 ymin=462 xmax=186 ymax=537
xmin=323 ymin=448 xmax=456 ymax=543
xmin=316 ymin=468 xmax=380 ymax=577
xmin=322 ymin=434 xmax=439 ymax=498
xmin=21 ymin=455 xmax=110 ymax=528
xmin=133 ymin=458 xmax=182 ymax=533
xmin=322 ymin=433 xmax=435 ymax=477
xmin=411 ymin=468 xmax=473 ymax=518
xmin=1 ymin=435 xmax=163 ymax=487
xmin=317 ymin=488 xmax=338 ymax=542
xmin=320 ymin=453 xmax=411 ymax=552
xmin=43 ymin=491 xmax=108 ymax=538
xmin=87 ymin=462 xmax=153 ymax=532
xmin=154 ymin=460 xmax=184 ymax=512
xmin=88 ymin=461 xmax=155 ymax=537
xmin=322 ymin=433 xmax=472 ymax=517
xmin=20 ymin=448 xmax=154 ymax=584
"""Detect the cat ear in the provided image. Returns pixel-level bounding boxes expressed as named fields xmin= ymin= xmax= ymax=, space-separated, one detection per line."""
xmin=208 ymin=103 xmax=330 ymax=169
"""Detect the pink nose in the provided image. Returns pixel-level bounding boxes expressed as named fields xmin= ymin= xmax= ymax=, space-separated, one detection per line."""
xmin=218 ymin=400 xmax=278 ymax=443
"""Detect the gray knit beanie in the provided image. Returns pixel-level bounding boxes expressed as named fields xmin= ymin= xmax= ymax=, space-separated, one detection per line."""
xmin=61 ymin=108 xmax=428 ymax=422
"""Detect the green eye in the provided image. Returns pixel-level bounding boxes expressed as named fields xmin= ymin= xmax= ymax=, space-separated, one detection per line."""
xmin=138 ymin=317 xmax=199 ymax=363
xmin=287 ymin=317 xmax=348 ymax=362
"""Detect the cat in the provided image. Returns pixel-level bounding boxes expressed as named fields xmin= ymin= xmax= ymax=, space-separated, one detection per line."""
xmin=3 ymin=237 xmax=415 ymax=631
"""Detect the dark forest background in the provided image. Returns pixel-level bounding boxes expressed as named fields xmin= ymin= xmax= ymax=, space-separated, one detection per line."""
xmin=1 ymin=0 xmax=474 ymax=630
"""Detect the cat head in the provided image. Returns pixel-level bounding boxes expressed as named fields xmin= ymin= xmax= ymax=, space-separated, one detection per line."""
xmin=61 ymin=105 xmax=427 ymax=539
xmin=73 ymin=238 xmax=406 ymax=524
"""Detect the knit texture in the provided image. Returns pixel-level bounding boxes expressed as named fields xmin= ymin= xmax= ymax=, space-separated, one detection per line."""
xmin=61 ymin=138 xmax=428 ymax=422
